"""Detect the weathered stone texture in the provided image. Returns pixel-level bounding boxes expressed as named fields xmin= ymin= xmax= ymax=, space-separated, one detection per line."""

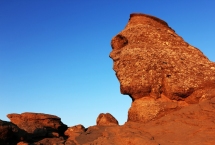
xmin=96 ymin=113 xmax=119 ymax=126
xmin=0 ymin=120 xmax=18 ymax=144
xmin=0 ymin=119 xmax=27 ymax=144
xmin=65 ymin=124 xmax=85 ymax=143
xmin=110 ymin=13 xmax=215 ymax=123
xmin=110 ymin=13 xmax=215 ymax=102
xmin=7 ymin=112 xmax=67 ymax=138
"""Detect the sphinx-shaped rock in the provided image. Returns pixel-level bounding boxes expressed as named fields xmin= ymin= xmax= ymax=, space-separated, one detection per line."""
xmin=7 ymin=112 xmax=67 ymax=139
xmin=110 ymin=13 xmax=215 ymax=123
xmin=96 ymin=113 xmax=119 ymax=126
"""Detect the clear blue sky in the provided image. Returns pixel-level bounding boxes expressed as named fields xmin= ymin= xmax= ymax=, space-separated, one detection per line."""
xmin=0 ymin=1 xmax=215 ymax=127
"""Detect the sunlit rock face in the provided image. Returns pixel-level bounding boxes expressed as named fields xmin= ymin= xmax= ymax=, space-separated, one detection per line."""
xmin=7 ymin=112 xmax=68 ymax=138
xmin=110 ymin=13 xmax=215 ymax=122
xmin=96 ymin=113 xmax=119 ymax=126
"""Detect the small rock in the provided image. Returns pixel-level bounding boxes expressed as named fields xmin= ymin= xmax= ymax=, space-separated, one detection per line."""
xmin=65 ymin=124 xmax=85 ymax=141
xmin=96 ymin=113 xmax=119 ymax=126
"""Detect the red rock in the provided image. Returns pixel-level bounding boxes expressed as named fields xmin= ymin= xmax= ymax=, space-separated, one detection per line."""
xmin=7 ymin=112 xmax=67 ymax=138
xmin=0 ymin=120 xmax=27 ymax=144
xmin=62 ymin=97 xmax=215 ymax=145
xmin=96 ymin=113 xmax=119 ymax=126
xmin=2 ymin=13 xmax=215 ymax=145
xmin=110 ymin=13 xmax=215 ymax=123
xmin=32 ymin=137 xmax=65 ymax=145
xmin=127 ymin=95 xmax=188 ymax=123
xmin=0 ymin=120 xmax=16 ymax=144
xmin=137 ymin=97 xmax=215 ymax=144
xmin=65 ymin=140 xmax=76 ymax=145
xmin=110 ymin=13 xmax=215 ymax=101
xmin=74 ymin=124 xmax=158 ymax=145
xmin=64 ymin=124 xmax=85 ymax=143
xmin=17 ymin=141 xmax=29 ymax=145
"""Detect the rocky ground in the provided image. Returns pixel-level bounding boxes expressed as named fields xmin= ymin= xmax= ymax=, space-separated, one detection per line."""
xmin=1 ymin=98 xmax=215 ymax=145
xmin=1 ymin=13 xmax=215 ymax=145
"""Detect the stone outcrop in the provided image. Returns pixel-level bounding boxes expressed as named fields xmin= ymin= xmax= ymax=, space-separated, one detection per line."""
xmin=7 ymin=112 xmax=67 ymax=140
xmin=63 ymin=97 xmax=215 ymax=145
xmin=2 ymin=13 xmax=215 ymax=145
xmin=96 ymin=113 xmax=119 ymax=126
xmin=65 ymin=124 xmax=85 ymax=143
xmin=11 ymin=99 xmax=215 ymax=145
xmin=110 ymin=13 xmax=215 ymax=123
xmin=0 ymin=119 xmax=28 ymax=144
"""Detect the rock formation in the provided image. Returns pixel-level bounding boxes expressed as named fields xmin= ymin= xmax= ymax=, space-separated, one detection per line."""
xmin=0 ymin=120 xmax=25 ymax=144
xmin=1 ymin=13 xmax=215 ymax=145
xmin=7 ymin=112 xmax=67 ymax=141
xmin=110 ymin=13 xmax=215 ymax=123
xmin=65 ymin=124 xmax=85 ymax=144
xmin=96 ymin=113 xmax=119 ymax=126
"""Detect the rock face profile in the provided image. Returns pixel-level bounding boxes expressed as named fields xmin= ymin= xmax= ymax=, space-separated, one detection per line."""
xmin=1 ymin=13 xmax=215 ymax=145
xmin=110 ymin=13 xmax=215 ymax=123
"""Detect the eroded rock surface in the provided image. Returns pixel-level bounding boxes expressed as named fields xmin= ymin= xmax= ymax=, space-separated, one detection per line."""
xmin=96 ymin=113 xmax=119 ymax=126
xmin=110 ymin=13 xmax=215 ymax=122
xmin=65 ymin=124 xmax=85 ymax=143
xmin=110 ymin=13 xmax=215 ymax=101
xmin=67 ymin=97 xmax=215 ymax=145
xmin=7 ymin=112 xmax=67 ymax=139
xmin=0 ymin=120 xmax=23 ymax=144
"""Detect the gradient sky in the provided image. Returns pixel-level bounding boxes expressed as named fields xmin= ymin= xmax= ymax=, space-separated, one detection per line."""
xmin=0 ymin=1 xmax=215 ymax=127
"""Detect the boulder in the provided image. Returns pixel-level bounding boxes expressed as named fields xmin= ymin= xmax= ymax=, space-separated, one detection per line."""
xmin=0 ymin=119 xmax=27 ymax=144
xmin=127 ymin=95 xmax=187 ymax=123
xmin=0 ymin=120 xmax=17 ymax=144
xmin=7 ymin=112 xmax=67 ymax=138
xmin=110 ymin=13 xmax=215 ymax=122
xmin=96 ymin=113 xmax=119 ymax=126
xmin=64 ymin=124 xmax=85 ymax=142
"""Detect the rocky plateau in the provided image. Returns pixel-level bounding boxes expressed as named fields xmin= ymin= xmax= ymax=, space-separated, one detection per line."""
xmin=1 ymin=13 xmax=215 ymax=145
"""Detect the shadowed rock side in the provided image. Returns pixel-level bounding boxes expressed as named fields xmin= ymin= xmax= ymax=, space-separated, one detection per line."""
xmin=7 ymin=112 xmax=68 ymax=142
xmin=110 ymin=13 xmax=215 ymax=123
xmin=0 ymin=120 xmax=27 ymax=144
